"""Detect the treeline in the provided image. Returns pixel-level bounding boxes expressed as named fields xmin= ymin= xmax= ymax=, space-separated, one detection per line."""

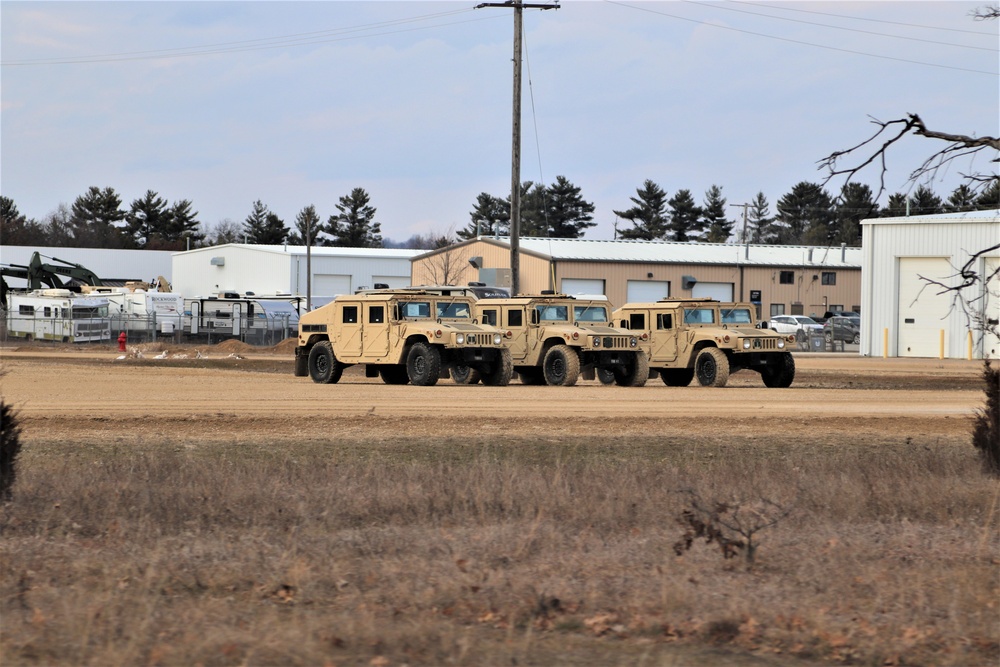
xmin=2 ymin=178 xmax=997 ymax=251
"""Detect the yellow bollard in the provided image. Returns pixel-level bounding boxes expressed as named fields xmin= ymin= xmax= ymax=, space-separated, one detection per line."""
xmin=968 ymin=330 xmax=973 ymax=360
xmin=939 ymin=329 xmax=945 ymax=359
xmin=883 ymin=328 xmax=889 ymax=358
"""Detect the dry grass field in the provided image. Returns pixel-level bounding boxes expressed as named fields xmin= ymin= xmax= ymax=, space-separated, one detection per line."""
xmin=0 ymin=342 xmax=997 ymax=667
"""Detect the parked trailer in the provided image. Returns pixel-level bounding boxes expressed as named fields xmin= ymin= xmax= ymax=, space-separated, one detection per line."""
xmin=5 ymin=289 xmax=111 ymax=343
xmin=184 ymin=294 xmax=299 ymax=344
xmin=81 ymin=286 xmax=185 ymax=335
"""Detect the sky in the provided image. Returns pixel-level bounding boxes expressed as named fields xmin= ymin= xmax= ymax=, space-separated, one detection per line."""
xmin=1 ymin=1 xmax=997 ymax=244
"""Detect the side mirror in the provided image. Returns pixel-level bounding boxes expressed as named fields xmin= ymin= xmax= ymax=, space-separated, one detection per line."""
xmin=758 ymin=320 xmax=768 ymax=329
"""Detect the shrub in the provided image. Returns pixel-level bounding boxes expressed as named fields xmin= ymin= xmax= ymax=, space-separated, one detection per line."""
xmin=0 ymin=397 xmax=23 ymax=501
xmin=972 ymin=359 xmax=999 ymax=476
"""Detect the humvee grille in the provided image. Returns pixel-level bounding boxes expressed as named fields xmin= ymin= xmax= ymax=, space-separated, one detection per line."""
xmin=602 ymin=336 xmax=630 ymax=349
xmin=462 ymin=333 xmax=499 ymax=346
xmin=746 ymin=337 xmax=779 ymax=351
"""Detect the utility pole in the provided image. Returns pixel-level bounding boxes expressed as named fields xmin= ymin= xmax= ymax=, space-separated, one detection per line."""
xmin=305 ymin=214 xmax=312 ymax=312
xmin=730 ymin=202 xmax=750 ymax=244
xmin=476 ymin=1 xmax=559 ymax=295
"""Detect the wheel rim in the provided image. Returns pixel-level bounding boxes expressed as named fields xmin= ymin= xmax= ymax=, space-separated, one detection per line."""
xmin=316 ymin=355 xmax=328 ymax=374
xmin=413 ymin=355 xmax=426 ymax=376
xmin=697 ymin=355 xmax=715 ymax=384
xmin=548 ymin=356 xmax=565 ymax=383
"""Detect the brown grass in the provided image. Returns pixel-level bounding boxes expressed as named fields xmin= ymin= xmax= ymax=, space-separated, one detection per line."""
xmin=1 ymin=437 xmax=997 ymax=666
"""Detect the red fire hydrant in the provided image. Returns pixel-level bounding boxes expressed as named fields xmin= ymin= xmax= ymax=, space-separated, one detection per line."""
xmin=118 ymin=331 xmax=127 ymax=352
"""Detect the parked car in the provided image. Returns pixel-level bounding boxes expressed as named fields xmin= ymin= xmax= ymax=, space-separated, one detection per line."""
xmin=768 ymin=315 xmax=824 ymax=341
xmin=824 ymin=316 xmax=861 ymax=345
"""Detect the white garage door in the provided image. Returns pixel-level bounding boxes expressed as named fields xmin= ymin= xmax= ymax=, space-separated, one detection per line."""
xmin=897 ymin=257 xmax=951 ymax=358
xmin=691 ymin=282 xmax=733 ymax=301
xmin=314 ymin=274 xmax=352 ymax=297
xmin=561 ymin=278 xmax=605 ymax=297
xmin=984 ymin=257 xmax=1000 ymax=359
xmin=372 ymin=275 xmax=409 ymax=289
xmin=627 ymin=280 xmax=670 ymax=303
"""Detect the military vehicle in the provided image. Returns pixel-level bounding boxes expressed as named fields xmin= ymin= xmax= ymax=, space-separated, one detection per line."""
xmin=294 ymin=289 xmax=512 ymax=386
xmin=612 ymin=299 xmax=796 ymax=388
xmin=471 ymin=292 xmax=647 ymax=386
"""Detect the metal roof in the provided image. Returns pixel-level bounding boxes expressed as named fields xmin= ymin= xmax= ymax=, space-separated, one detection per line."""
xmin=174 ymin=243 xmax=423 ymax=259
xmin=483 ymin=237 xmax=862 ymax=269
xmin=862 ymin=209 xmax=1000 ymax=225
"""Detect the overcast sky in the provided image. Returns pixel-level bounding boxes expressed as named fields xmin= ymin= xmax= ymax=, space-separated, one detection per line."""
xmin=2 ymin=1 xmax=997 ymax=243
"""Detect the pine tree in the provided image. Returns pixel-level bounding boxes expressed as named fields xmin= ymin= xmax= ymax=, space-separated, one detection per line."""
xmin=909 ymin=185 xmax=943 ymax=216
xmin=976 ymin=181 xmax=999 ymax=210
xmin=746 ymin=192 xmax=777 ymax=244
xmin=328 ymin=188 xmax=382 ymax=247
xmin=667 ymin=189 xmax=702 ymax=242
xmin=774 ymin=182 xmax=834 ymax=245
xmin=881 ymin=193 xmax=909 ymax=217
xmin=614 ymin=179 xmax=668 ymax=240
xmin=126 ymin=190 xmax=170 ymax=248
xmin=544 ymin=176 xmax=596 ymax=238
xmin=288 ymin=205 xmax=321 ymax=245
xmin=458 ymin=192 xmax=509 ymax=240
xmin=0 ymin=197 xmax=47 ymax=245
xmin=169 ymin=200 xmax=204 ymax=249
xmin=700 ymin=185 xmax=733 ymax=243
xmin=242 ymin=200 xmax=270 ymax=244
xmin=519 ymin=181 xmax=549 ymax=237
xmin=70 ymin=186 xmax=128 ymax=248
xmin=833 ymin=182 xmax=875 ymax=246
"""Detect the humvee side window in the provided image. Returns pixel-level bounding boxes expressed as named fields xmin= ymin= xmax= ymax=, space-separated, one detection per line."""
xmin=574 ymin=305 xmax=608 ymax=322
xmin=536 ymin=305 xmax=568 ymax=321
xmin=721 ymin=308 xmax=752 ymax=324
xmin=436 ymin=302 xmax=471 ymax=319
xmin=507 ymin=309 xmax=523 ymax=327
xmin=368 ymin=306 xmax=384 ymax=324
xmin=683 ymin=308 xmax=715 ymax=324
xmin=481 ymin=309 xmax=498 ymax=326
xmin=342 ymin=306 xmax=358 ymax=324
xmin=657 ymin=313 xmax=673 ymax=329
xmin=400 ymin=302 xmax=431 ymax=318
xmin=629 ymin=313 xmax=645 ymax=330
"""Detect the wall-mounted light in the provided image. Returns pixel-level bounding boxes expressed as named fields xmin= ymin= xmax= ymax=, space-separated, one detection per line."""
xmin=469 ymin=256 xmax=483 ymax=269
xmin=210 ymin=257 xmax=225 ymax=266
xmin=647 ymin=272 xmax=654 ymax=278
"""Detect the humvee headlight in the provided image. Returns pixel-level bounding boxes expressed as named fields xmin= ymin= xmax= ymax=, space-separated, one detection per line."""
xmin=778 ymin=340 xmax=785 ymax=349
xmin=629 ymin=337 xmax=638 ymax=347
xmin=456 ymin=333 xmax=465 ymax=345
xmin=743 ymin=340 xmax=751 ymax=349
xmin=493 ymin=333 xmax=502 ymax=345
xmin=593 ymin=337 xmax=602 ymax=348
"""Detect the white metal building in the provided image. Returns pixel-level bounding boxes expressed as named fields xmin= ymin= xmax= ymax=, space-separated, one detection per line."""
xmin=861 ymin=209 xmax=1000 ymax=359
xmin=1 ymin=246 xmax=174 ymax=288
xmin=171 ymin=244 xmax=423 ymax=298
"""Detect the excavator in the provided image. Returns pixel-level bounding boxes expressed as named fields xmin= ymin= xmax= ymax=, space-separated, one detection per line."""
xmin=1 ymin=252 xmax=104 ymax=305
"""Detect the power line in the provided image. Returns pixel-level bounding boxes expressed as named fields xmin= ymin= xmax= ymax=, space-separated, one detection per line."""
xmin=1 ymin=8 xmax=495 ymax=67
xmin=605 ymin=0 xmax=997 ymax=77
xmin=682 ymin=0 xmax=997 ymax=52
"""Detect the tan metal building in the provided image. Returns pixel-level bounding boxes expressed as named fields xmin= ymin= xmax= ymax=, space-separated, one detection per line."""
xmin=411 ymin=237 xmax=862 ymax=318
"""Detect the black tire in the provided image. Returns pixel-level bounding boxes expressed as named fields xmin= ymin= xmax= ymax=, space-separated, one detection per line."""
xmin=852 ymin=332 xmax=861 ymax=345
xmin=380 ymin=365 xmax=410 ymax=385
xmin=451 ymin=364 xmax=481 ymax=385
xmin=694 ymin=347 xmax=730 ymax=387
xmin=308 ymin=341 xmax=343 ymax=384
xmin=660 ymin=368 xmax=694 ymax=387
xmin=481 ymin=349 xmax=513 ymax=386
xmin=406 ymin=342 xmax=441 ymax=386
xmin=517 ymin=367 xmax=546 ymax=385
xmin=542 ymin=344 xmax=581 ymax=386
xmin=613 ymin=352 xmax=649 ymax=387
xmin=761 ymin=351 xmax=795 ymax=388
xmin=597 ymin=368 xmax=616 ymax=385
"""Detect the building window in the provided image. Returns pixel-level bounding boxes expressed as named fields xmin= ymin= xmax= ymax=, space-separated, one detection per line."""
xmin=821 ymin=272 xmax=836 ymax=285
xmin=342 ymin=306 xmax=358 ymax=324
xmin=770 ymin=304 xmax=785 ymax=317
xmin=779 ymin=271 xmax=794 ymax=284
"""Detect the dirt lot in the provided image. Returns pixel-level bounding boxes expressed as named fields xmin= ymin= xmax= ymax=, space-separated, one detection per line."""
xmin=0 ymin=342 xmax=983 ymax=447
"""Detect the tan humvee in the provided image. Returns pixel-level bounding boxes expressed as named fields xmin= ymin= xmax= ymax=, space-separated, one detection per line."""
xmin=472 ymin=293 xmax=648 ymax=386
xmin=294 ymin=289 xmax=512 ymax=386
xmin=612 ymin=299 xmax=796 ymax=388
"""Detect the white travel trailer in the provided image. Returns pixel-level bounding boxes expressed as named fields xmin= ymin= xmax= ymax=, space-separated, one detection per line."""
xmin=81 ymin=286 xmax=185 ymax=335
xmin=5 ymin=289 xmax=111 ymax=343
xmin=184 ymin=293 xmax=299 ymax=344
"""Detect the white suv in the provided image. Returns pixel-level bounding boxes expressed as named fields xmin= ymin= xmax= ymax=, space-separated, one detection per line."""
xmin=768 ymin=315 xmax=823 ymax=341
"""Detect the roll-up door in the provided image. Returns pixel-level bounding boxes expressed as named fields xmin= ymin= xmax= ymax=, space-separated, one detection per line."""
xmin=561 ymin=278 xmax=605 ymax=297
xmin=314 ymin=274 xmax=352 ymax=296
xmin=897 ymin=257 xmax=951 ymax=358
xmin=627 ymin=280 xmax=670 ymax=303
xmin=983 ymin=257 xmax=999 ymax=359
xmin=691 ymin=282 xmax=733 ymax=301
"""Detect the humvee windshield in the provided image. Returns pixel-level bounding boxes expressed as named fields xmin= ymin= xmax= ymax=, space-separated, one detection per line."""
xmin=436 ymin=301 xmax=471 ymax=319
xmin=720 ymin=307 xmax=753 ymax=324
xmin=399 ymin=301 xmax=431 ymax=318
xmin=536 ymin=305 xmax=569 ymax=322
xmin=573 ymin=305 xmax=608 ymax=322
xmin=683 ymin=307 xmax=716 ymax=324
